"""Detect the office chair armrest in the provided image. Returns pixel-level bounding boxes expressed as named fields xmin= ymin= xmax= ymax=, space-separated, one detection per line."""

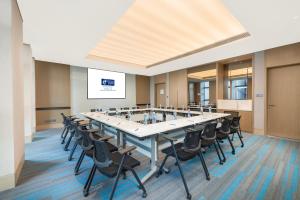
xmin=78 ymin=120 xmax=90 ymax=125
xmin=161 ymin=134 xmax=177 ymax=142
xmin=73 ymin=119 xmax=85 ymax=123
xmin=98 ymin=135 xmax=114 ymax=141
xmin=86 ymin=128 xmax=100 ymax=133
xmin=119 ymin=146 xmax=136 ymax=155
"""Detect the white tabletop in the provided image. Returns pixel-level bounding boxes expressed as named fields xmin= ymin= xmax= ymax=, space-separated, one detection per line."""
xmin=81 ymin=109 xmax=229 ymax=138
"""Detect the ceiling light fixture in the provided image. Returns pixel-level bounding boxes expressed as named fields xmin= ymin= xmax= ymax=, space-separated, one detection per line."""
xmin=88 ymin=0 xmax=249 ymax=68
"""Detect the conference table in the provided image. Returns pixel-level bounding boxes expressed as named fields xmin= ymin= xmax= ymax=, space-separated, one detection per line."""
xmin=81 ymin=108 xmax=229 ymax=183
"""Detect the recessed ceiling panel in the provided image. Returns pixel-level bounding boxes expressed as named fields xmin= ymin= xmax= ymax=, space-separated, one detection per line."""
xmin=88 ymin=0 xmax=248 ymax=67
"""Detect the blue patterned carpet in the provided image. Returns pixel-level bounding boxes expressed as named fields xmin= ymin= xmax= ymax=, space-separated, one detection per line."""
xmin=0 ymin=129 xmax=299 ymax=200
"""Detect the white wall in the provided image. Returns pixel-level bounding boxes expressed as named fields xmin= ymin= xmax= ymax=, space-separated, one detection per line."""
xmin=23 ymin=44 xmax=35 ymax=143
xmin=0 ymin=0 xmax=24 ymax=191
xmin=253 ymin=51 xmax=265 ymax=134
xmin=70 ymin=66 xmax=137 ymax=114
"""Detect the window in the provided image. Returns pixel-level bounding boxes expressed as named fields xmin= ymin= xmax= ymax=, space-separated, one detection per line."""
xmin=230 ymin=78 xmax=248 ymax=100
xmin=200 ymin=81 xmax=209 ymax=105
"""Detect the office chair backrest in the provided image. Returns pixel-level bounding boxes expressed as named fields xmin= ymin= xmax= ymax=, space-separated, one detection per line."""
xmin=231 ymin=116 xmax=241 ymax=129
xmin=90 ymin=109 xmax=96 ymax=112
xmin=183 ymin=129 xmax=202 ymax=152
xmin=78 ymin=128 xmax=93 ymax=151
xmin=91 ymin=136 xmax=113 ymax=168
xmin=109 ymin=108 xmax=117 ymax=111
xmin=61 ymin=113 xmax=67 ymax=125
xmin=219 ymin=118 xmax=231 ymax=134
xmin=201 ymin=123 xmax=217 ymax=141
xmin=224 ymin=111 xmax=239 ymax=117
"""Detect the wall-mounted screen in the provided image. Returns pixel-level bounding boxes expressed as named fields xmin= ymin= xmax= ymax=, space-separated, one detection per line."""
xmin=87 ymin=68 xmax=126 ymax=99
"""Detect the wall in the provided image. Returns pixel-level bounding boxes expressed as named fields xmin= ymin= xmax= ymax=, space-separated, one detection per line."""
xmin=35 ymin=61 xmax=70 ymax=130
xmin=135 ymin=75 xmax=150 ymax=105
xmin=70 ymin=66 xmax=136 ymax=113
xmin=23 ymin=44 xmax=35 ymax=143
xmin=0 ymin=0 xmax=24 ymax=191
xmin=169 ymin=69 xmax=188 ymax=108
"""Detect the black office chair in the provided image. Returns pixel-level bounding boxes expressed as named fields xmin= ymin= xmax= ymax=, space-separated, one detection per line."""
xmin=68 ymin=120 xmax=91 ymax=161
xmin=90 ymin=109 xmax=96 ymax=112
xmin=216 ymin=118 xmax=235 ymax=157
xmin=83 ymin=135 xmax=147 ymax=199
xmin=63 ymin=118 xmax=87 ymax=151
xmin=230 ymin=116 xmax=244 ymax=147
xmin=74 ymin=128 xmax=118 ymax=175
xmin=122 ymin=107 xmax=130 ymax=110
xmin=156 ymin=127 xmax=211 ymax=200
xmin=60 ymin=113 xmax=76 ymax=143
xmin=200 ymin=122 xmax=225 ymax=165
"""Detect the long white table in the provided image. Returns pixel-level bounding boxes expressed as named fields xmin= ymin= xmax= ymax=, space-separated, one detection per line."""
xmin=81 ymin=108 xmax=229 ymax=183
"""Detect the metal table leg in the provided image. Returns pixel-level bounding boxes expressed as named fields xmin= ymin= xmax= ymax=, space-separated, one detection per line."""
xmin=141 ymin=135 xmax=158 ymax=184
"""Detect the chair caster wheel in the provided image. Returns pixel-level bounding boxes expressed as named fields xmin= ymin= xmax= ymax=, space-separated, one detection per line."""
xmin=68 ymin=157 xmax=72 ymax=161
xmin=222 ymin=159 xmax=226 ymax=163
xmin=241 ymin=144 xmax=244 ymax=148
xmin=64 ymin=148 xmax=68 ymax=151
xmin=74 ymin=171 xmax=79 ymax=176
xmin=165 ymin=169 xmax=170 ymax=174
xmin=83 ymin=190 xmax=89 ymax=197
xmin=61 ymin=141 xmax=65 ymax=144
xmin=187 ymin=193 xmax=192 ymax=200
xmin=206 ymin=176 xmax=210 ymax=181
xmin=220 ymin=161 xmax=223 ymax=165
xmin=232 ymin=151 xmax=235 ymax=155
xmin=142 ymin=192 xmax=147 ymax=198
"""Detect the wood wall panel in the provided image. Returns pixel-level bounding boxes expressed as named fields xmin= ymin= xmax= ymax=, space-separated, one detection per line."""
xmin=136 ymin=75 xmax=150 ymax=105
xmin=169 ymin=69 xmax=188 ymax=108
xmin=194 ymin=82 xmax=200 ymax=104
xmin=218 ymin=109 xmax=253 ymax=133
xmin=209 ymin=80 xmax=216 ymax=104
xmin=216 ymin=63 xmax=224 ymax=99
xmin=35 ymin=61 xmax=70 ymax=129
xmin=154 ymin=73 xmax=166 ymax=84
xmin=265 ymin=42 xmax=300 ymax=68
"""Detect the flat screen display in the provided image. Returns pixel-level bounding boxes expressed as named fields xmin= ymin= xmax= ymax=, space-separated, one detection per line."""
xmin=87 ymin=68 xmax=126 ymax=99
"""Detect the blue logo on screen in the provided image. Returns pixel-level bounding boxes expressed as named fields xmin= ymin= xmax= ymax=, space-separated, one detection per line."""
xmin=101 ymin=79 xmax=115 ymax=86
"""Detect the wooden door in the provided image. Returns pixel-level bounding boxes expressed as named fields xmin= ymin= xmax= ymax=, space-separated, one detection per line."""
xmin=156 ymin=83 xmax=166 ymax=107
xmin=267 ymin=65 xmax=300 ymax=140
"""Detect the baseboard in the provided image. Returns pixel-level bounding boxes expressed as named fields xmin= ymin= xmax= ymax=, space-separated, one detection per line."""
xmin=15 ymin=153 xmax=24 ymax=184
xmin=36 ymin=123 xmax=63 ymax=131
xmin=0 ymin=173 xmax=15 ymax=192
xmin=253 ymin=128 xmax=265 ymax=135
xmin=0 ymin=153 xmax=24 ymax=192
xmin=25 ymin=134 xmax=33 ymax=143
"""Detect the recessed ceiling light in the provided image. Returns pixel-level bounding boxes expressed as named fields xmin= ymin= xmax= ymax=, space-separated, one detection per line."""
xmin=88 ymin=0 xmax=248 ymax=68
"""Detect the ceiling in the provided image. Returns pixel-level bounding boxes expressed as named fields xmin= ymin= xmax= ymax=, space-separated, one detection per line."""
xmin=88 ymin=0 xmax=248 ymax=68
xmin=18 ymin=0 xmax=300 ymax=76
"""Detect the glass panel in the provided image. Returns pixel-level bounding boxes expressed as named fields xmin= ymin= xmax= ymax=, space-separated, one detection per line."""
xmin=200 ymin=81 xmax=209 ymax=105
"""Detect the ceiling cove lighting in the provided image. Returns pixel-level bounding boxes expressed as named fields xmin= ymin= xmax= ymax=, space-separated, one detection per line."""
xmin=88 ymin=0 xmax=249 ymax=68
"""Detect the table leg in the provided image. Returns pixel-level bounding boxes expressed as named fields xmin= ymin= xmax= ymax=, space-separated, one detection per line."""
xmin=141 ymin=135 xmax=158 ymax=184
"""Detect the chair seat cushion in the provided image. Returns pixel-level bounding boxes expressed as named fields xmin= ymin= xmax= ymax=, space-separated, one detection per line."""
xmin=216 ymin=132 xmax=228 ymax=140
xmin=162 ymin=143 xmax=196 ymax=161
xmin=201 ymin=139 xmax=214 ymax=147
xmin=97 ymin=152 xmax=140 ymax=177
xmin=106 ymin=142 xmax=118 ymax=152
